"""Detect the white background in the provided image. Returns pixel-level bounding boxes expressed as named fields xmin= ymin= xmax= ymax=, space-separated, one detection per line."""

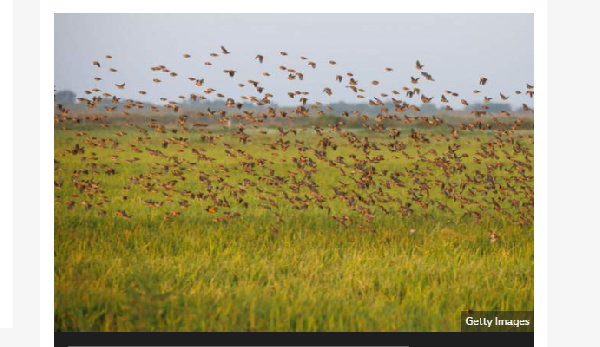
xmin=3 ymin=0 xmax=599 ymax=346
xmin=0 ymin=0 xmax=14 ymax=330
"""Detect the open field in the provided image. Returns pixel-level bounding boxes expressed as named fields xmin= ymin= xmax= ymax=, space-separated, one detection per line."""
xmin=54 ymin=116 xmax=534 ymax=332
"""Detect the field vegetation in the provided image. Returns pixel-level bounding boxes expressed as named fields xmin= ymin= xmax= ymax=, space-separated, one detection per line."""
xmin=54 ymin=114 xmax=534 ymax=331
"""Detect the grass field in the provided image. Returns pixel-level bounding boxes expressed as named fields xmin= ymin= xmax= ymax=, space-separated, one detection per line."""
xmin=54 ymin=118 xmax=534 ymax=332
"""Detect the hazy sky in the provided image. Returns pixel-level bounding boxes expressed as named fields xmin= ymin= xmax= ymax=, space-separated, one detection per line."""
xmin=55 ymin=13 xmax=533 ymax=108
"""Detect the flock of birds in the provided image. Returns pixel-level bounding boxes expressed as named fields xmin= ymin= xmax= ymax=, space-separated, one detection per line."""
xmin=54 ymin=45 xmax=534 ymax=242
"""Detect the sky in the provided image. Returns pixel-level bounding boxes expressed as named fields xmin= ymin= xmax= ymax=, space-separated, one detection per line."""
xmin=54 ymin=13 xmax=533 ymax=108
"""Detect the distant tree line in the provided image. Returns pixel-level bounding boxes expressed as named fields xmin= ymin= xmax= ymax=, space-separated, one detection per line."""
xmin=54 ymin=89 xmax=518 ymax=115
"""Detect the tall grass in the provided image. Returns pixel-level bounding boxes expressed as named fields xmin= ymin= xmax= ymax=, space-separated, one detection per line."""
xmin=54 ymin=123 xmax=533 ymax=331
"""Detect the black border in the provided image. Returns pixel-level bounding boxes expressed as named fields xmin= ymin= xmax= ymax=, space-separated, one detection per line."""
xmin=54 ymin=332 xmax=534 ymax=347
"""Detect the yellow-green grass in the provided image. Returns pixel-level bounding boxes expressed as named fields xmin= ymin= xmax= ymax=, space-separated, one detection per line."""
xmin=54 ymin=122 xmax=534 ymax=332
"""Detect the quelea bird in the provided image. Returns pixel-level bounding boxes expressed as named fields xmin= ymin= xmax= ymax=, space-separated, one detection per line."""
xmin=489 ymin=231 xmax=500 ymax=243
xmin=115 ymin=83 xmax=125 ymax=90
xmin=64 ymin=45 xmax=535 ymax=228
xmin=255 ymin=54 xmax=264 ymax=63
xmin=415 ymin=60 xmax=424 ymax=70
xmin=116 ymin=210 xmax=131 ymax=220
xmin=479 ymin=77 xmax=488 ymax=85
xmin=221 ymin=45 xmax=230 ymax=54
xmin=421 ymin=71 xmax=435 ymax=81
xmin=421 ymin=95 xmax=433 ymax=104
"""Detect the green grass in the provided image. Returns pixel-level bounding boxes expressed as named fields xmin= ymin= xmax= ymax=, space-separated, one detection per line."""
xmin=54 ymin=120 xmax=534 ymax=332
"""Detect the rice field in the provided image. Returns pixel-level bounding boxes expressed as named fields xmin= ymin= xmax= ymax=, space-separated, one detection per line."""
xmin=54 ymin=118 xmax=534 ymax=332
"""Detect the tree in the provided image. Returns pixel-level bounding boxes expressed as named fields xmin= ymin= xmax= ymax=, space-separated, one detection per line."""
xmin=54 ymin=90 xmax=76 ymax=104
